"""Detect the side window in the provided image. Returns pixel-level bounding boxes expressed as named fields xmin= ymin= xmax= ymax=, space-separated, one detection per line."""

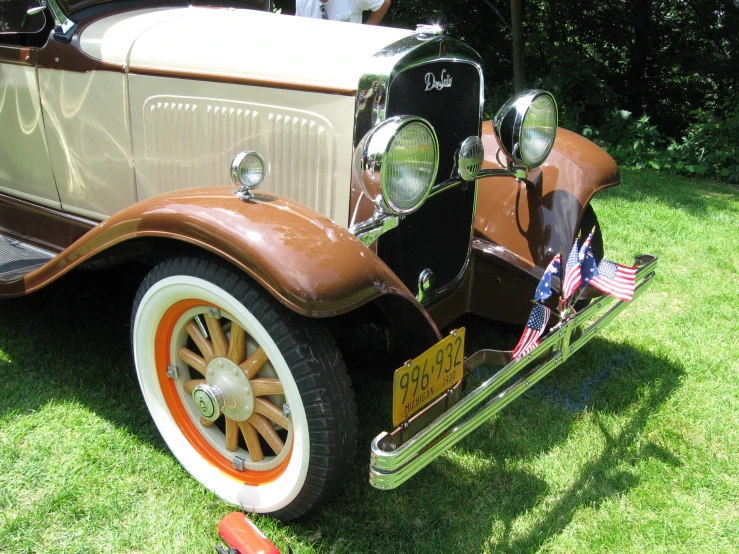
xmin=0 ymin=0 xmax=46 ymax=35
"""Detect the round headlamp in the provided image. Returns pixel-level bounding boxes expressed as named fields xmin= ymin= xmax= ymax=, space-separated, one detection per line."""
xmin=354 ymin=116 xmax=439 ymax=215
xmin=230 ymin=151 xmax=266 ymax=189
xmin=493 ymin=90 xmax=558 ymax=169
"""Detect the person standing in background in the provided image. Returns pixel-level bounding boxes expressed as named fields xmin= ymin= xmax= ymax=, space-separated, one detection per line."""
xmin=296 ymin=0 xmax=391 ymax=25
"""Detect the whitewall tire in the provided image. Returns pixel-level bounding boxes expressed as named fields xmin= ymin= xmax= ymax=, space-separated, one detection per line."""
xmin=131 ymin=256 xmax=357 ymax=519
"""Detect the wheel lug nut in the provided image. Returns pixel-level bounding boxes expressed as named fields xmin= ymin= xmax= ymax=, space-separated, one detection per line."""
xmin=218 ymin=360 xmax=224 ymax=368
xmin=207 ymin=367 xmax=213 ymax=375
xmin=233 ymin=367 xmax=238 ymax=375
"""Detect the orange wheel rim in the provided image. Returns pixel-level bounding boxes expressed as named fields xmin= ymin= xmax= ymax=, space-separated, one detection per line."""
xmin=155 ymin=299 xmax=292 ymax=485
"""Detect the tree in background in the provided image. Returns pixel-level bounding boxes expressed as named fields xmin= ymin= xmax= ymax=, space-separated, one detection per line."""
xmin=273 ymin=0 xmax=739 ymax=181
xmin=510 ymin=0 xmax=525 ymax=93
xmin=377 ymin=0 xmax=738 ymax=132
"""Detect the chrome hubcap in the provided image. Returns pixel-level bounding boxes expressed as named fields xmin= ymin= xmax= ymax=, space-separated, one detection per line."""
xmin=193 ymin=357 xmax=255 ymax=422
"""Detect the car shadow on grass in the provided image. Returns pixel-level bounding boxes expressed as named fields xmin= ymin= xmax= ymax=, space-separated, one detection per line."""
xmin=295 ymin=317 xmax=684 ymax=553
xmin=0 ymin=263 xmax=167 ymax=452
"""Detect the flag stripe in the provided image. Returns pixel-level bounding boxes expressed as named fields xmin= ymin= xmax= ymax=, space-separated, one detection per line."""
xmin=512 ymin=329 xmax=536 ymax=358
xmin=562 ymin=238 xmax=583 ymax=300
xmin=589 ymin=260 xmax=637 ymax=301
xmin=512 ymin=304 xmax=550 ymax=360
xmin=562 ymin=270 xmax=581 ymax=299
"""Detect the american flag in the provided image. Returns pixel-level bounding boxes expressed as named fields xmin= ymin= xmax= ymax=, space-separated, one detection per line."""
xmin=512 ymin=303 xmax=551 ymax=360
xmin=561 ymin=239 xmax=582 ymax=300
xmin=535 ymin=253 xmax=561 ymax=302
xmin=580 ymin=237 xmax=599 ymax=285
xmin=590 ymin=259 xmax=637 ymax=301
xmin=578 ymin=232 xmax=593 ymax=262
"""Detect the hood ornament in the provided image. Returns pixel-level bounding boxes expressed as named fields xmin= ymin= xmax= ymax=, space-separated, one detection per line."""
xmin=415 ymin=24 xmax=444 ymax=36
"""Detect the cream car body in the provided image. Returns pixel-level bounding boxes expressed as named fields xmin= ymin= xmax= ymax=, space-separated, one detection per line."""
xmin=39 ymin=7 xmax=411 ymax=222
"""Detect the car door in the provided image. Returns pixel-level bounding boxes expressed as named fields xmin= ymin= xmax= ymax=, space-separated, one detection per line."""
xmin=0 ymin=0 xmax=60 ymax=208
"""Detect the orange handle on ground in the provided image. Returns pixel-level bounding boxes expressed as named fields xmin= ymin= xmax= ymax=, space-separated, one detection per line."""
xmin=218 ymin=512 xmax=280 ymax=554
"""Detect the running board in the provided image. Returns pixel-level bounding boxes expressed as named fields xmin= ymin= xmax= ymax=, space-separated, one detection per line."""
xmin=0 ymin=235 xmax=55 ymax=281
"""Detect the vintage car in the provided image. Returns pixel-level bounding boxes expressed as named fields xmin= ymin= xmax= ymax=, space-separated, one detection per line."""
xmin=0 ymin=0 xmax=657 ymax=520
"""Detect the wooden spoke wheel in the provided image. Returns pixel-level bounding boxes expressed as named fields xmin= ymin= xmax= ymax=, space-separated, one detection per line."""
xmin=176 ymin=311 xmax=291 ymax=471
xmin=132 ymin=257 xmax=357 ymax=520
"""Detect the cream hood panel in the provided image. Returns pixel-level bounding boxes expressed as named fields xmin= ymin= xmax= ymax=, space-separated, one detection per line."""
xmin=80 ymin=8 xmax=196 ymax=66
xmin=126 ymin=8 xmax=412 ymax=91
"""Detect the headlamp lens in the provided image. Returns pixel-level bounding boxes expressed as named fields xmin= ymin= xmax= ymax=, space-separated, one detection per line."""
xmin=521 ymin=94 xmax=557 ymax=167
xmin=383 ymin=122 xmax=438 ymax=213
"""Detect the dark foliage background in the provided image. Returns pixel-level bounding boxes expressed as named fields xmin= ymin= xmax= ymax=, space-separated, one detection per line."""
xmin=0 ymin=0 xmax=46 ymax=33
xmin=275 ymin=0 xmax=739 ymax=182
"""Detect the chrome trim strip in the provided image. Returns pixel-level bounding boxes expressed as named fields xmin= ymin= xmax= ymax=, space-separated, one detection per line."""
xmin=369 ymin=255 xmax=658 ymax=489
xmin=428 ymin=168 xmax=524 ymax=199
xmin=430 ymin=179 xmax=477 ymax=302
xmin=0 ymin=191 xmax=99 ymax=228
xmin=349 ymin=212 xmax=399 ymax=247
xmin=130 ymin=65 xmax=357 ymax=96
xmin=45 ymin=0 xmax=76 ymax=37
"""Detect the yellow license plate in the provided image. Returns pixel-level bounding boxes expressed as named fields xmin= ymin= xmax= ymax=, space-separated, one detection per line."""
xmin=392 ymin=328 xmax=465 ymax=427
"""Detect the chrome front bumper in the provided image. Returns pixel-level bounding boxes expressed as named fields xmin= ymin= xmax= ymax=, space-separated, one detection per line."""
xmin=369 ymin=254 xmax=658 ymax=490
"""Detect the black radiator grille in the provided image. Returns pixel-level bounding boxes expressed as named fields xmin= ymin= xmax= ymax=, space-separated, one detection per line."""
xmin=378 ymin=61 xmax=481 ymax=297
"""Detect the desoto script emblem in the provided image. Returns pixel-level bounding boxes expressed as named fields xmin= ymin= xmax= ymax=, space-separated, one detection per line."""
xmin=424 ymin=69 xmax=453 ymax=91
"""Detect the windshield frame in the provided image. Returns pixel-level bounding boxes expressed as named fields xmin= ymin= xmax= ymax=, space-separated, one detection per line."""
xmin=0 ymin=0 xmax=48 ymax=35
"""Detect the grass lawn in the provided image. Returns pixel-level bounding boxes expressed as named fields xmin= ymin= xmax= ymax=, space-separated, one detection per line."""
xmin=1 ymin=169 xmax=738 ymax=553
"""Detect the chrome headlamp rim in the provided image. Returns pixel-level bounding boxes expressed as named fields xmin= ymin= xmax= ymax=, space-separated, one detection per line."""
xmin=380 ymin=119 xmax=440 ymax=215
xmin=355 ymin=115 xmax=440 ymax=216
xmin=230 ymin=151 xmax=266 ymax=203
xmin=493 ymin=89 xmax=558 ymax=169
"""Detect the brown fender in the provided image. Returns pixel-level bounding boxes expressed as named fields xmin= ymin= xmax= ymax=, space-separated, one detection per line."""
xmin=462 ymin=122 xmax=620 ymax=326
xmin=0 ymin=187 xmax=439 ymax=335
xmin=476 ymin=121 xmax=619 ymax=270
